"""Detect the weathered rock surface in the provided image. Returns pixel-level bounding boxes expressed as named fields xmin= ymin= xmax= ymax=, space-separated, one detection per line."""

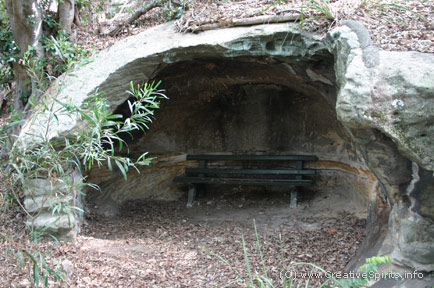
xmin=16 ymin=20 xmax=434 ymax=282
xmin=389 ymin=203 xmax=434 ymax=272
xmin=23 ymin=169 xmax=83 ymax=241
xmin=330 ymin=25 xmax=434 ymax=173
xmin=330 ymin=23 xmax=434 ymax=275
xmin=18 ymin=23 xmax=327 ymax=145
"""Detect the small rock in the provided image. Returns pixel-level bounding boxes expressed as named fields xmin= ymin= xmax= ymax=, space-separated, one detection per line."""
xmin=62 ymin=259 xmax=73 ymax=277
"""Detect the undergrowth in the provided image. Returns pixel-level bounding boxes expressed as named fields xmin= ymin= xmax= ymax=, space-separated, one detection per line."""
xmin=0 ymin=77 xmax=167 ymax=286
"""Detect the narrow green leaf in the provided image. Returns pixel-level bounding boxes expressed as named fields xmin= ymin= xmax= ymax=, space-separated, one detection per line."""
xmin=33 ymin=263 xmax=40 ymax=287
xmin=242 ymin=235 xmax=253 ymax=286
xmin=115 ymin=160 xmax=127 ymax=180
xmin=18 ymin=250 xmax=24 ymax=267
xmin=80 ymin=112 xmax=96 ymax=125
xmin=44 ymin=274 xmax=48 ymax=287
xmin=107 ymin=157 xmax=112 ymax=171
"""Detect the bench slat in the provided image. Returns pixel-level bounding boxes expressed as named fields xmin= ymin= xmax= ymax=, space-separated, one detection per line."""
xmin=173 ymin=176 xmax=313 ymax=186
xmin=186 ymin=155 xmax=318 ymax=161
xmin=186 ymin=168 xmax=316 ymax=175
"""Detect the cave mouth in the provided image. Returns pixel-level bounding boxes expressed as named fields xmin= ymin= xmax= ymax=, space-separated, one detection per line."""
xmin=87 ymin=56 xmax=377 ymax=220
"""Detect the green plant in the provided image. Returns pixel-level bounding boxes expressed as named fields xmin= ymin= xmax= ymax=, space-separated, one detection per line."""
xmin=42 ymin=30 xmax=91 ymax=77
xmin=161 ymin=0 xmax=190 ymax=21
xmin=306 ymin=0 xmax=335 ymax=20
xmin=5 ymin=79 xmax=166 ymax=185
xmin=95 ymin=0 xmax=106 ymax=13
xmin=42 ymin=13 xmax=60 ymax=34
xmin=0 ymin=180 xmax=67 ymax=287
xmin=340 ymin=256 xmax=393 ymax=287
xmin=15 ymin=29 xmax=93 ymax=107
xmin=210 ymin=220 xmax=394 ymax=287
xmin=20 ymin=36 xmax=93 ymax=108
xmin=260 ymin=0 xmax=335 ymax=27
xmin=125 ymin=6 xmax=136 ymax=15
xmin=0 ymin=1 xmax=19 ymax=87
xmin=0 ymin=58 xmax=14 ymax=86
xmin=17 ymin=248 xmax=67 ymax=287
xmin=44 ymin=14 xmax=59 ymax=29
xmin=208 ymin=219 xmax=292 ymax=287
xmin=75 ymin=0 xmax=92 ymax=25
xmin=76 ymin=0 xmax=91 ymax=11
xmin=362 ymin=1 xmax=426 ymax=21
xmin=0 ymin=5 xmax=113 ymax=285
xmin=0 ymin=229 xmax=67 ymax=287
xmin=0 ymin=79 xmax=167 ymax=286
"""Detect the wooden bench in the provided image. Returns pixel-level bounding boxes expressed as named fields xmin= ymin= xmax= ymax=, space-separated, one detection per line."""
xmin=173 ymin=154 xmax=318 ymax=207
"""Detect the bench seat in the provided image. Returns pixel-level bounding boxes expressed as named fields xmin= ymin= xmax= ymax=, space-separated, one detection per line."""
xmin=174 ymin=176 xmax=313 ymax=186
xmin=173 ymin=154 xmax=318 ymax=207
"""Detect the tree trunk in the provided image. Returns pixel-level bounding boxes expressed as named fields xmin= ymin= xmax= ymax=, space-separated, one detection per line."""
xmin=4 ymin=0 xmax=43 ymax=111
xmin=58 ymin=0 xmax=75 ymax=35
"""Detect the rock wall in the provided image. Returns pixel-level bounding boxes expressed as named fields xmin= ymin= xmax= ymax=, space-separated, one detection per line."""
xmin=329 ymin=23 xmax=434 ymax=279
xmin=23 ymin=169 xmax=83 ymax=241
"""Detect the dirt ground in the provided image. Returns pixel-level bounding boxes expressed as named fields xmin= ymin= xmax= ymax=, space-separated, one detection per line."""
xmin=0 ymin=188 xmax=366 ymax=287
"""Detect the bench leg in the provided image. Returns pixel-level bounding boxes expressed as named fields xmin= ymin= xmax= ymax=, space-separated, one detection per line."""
xmin=290 ymin=186 xmax=298 ymax=208
xmin=187 ymin=185 xmax=197 ymax=208
xmin=197 ymin=184 xmax=206 ymax=198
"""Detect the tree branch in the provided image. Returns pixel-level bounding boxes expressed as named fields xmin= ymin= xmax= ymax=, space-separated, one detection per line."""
xmin=183 ymin=13 xmax=305 ymax=33
xmin=107 ymin=1 xmax=162 ymax=37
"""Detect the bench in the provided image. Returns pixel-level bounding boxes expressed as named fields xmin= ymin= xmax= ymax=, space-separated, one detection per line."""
xmin=173 ymin=154 xmax=318 ymax=207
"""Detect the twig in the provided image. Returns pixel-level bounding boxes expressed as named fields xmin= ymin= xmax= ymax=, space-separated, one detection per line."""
xmin=276 ymin=9 xmax=303 ymax=15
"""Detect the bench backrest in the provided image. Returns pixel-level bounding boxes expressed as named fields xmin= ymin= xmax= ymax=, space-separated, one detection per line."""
xmin=186 ymin=155 xmax=318 ymax=161
xmin=186 ymin=168 xmax=316 ymax=175
xmin=185 ymin=154 xmax=317 ymax=177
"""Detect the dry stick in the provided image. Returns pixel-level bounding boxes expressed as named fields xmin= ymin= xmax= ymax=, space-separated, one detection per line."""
xmin=188 ymin=13 xmax=305 ymax=32
xmin=106 ymin=1 xmax=131 ymax=27
xmin=108 ymin=1 xmax=162 ymax=36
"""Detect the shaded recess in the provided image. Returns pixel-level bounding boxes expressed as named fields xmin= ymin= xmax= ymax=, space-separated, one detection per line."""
xmin=86 ymin=55 xmax=377 ymax=217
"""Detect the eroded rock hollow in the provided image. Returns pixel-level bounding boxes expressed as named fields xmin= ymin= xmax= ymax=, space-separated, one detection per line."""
xmin=18 ymin=21 xmax=434 ymax=285
xmin=89 ymin=56 xmax=374 ymax=214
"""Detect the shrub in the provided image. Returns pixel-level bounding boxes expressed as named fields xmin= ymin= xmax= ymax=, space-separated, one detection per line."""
xmin=0 ymin=80 xmax=167 ymax=287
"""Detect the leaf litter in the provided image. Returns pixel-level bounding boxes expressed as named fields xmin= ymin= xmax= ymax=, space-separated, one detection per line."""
xmin=1 ymin=192 xmax=366 ymax=287
xmin=78 ymin=0 xmax=433 ymax=53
